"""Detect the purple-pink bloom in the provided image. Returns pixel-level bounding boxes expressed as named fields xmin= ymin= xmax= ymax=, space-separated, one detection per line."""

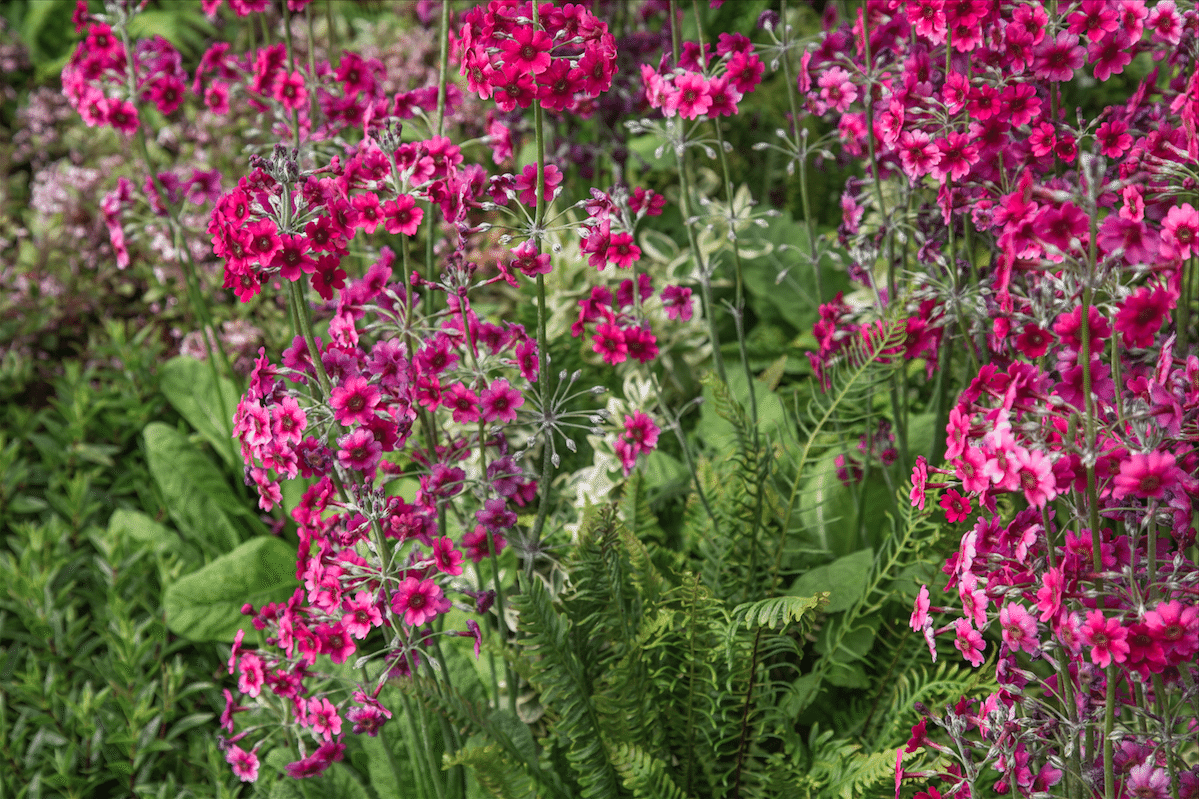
xmin=1080 ymin=610 xmax=1130 ymax=668
xmin=1111 ymin=450 xmax=1181 ymax=499
xmin=998 ymin=602 xmax=1039 ymax=655
xmin=225 ymin=745 xmax=259 ymax=782
xmin=953 ymin=617 xmax=986 ymax=667
xmin=479 ymin=378 xmax=524 ymax=424
xmin=337 ymin=428 xmax=383 ymax=473
xmin=390 ymin=577 xmax=451 ymax=627
xmin=330 ymin=375 xmax=381 ymax=426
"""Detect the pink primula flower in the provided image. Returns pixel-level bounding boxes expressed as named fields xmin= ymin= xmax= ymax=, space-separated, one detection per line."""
xmin=390 ymin=577 xmax=451 ymax=627
xmin=1161 ymin=202 xmax=1198 ymax=260
xmin=953 ymin=618 xmax=986 ymax=667
xmin=330 ymin=375 xmax=381 ymax=426
xmin=479 ymin=378 xmax=524 ymax=424
xmin=1012 ymin=447 xmax=1057 ymax=508
xmin=1111 ymin=450 xmax=1182 ymax=499
xmin=910 ymin=584 xmax=931 ymax=631
xmin=306 ymin=697 xmax=342 ymax=741
xmin=940 ymin=488 xmax=972 ymax=523
xmin=999 ymin=602 xmax=1039 ymax=654
xmin=909 ymin=456 xmax=929 ymax=509
xmin=1080 ymin=610 xmax=1130 ymax=668
xmin=667 ymin=72 xmax=713 ymax=120
xmin=1035 ymin=567 xmax=1065 ymax=622
xmin=1142 ymin=600 xmax=1199 ymax=663
xmin=342 ymin=590 xmax=382 ymax=640
xmin=225 ymin=745 xmax=260 ymax=782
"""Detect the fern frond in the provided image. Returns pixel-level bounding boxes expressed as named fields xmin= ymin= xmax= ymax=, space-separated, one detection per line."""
xmin=444 ymin=744 xmax=543 ymax=799
xmin=728 ymin=593 xmax=826 ymax=633
xmin=399 ymin=678 xmax=572 ymax=799
xmin=788 ymin=489 xmax=943 ymax=715
xmin=774 ymin=321 xmax=907 ymax=552
xmin=609 ymin=742 xmax=694 ymax=799
xmin=513 ymin=575 xmax=623 ymax=799
xmin=794 ymin=726 xmax=900 ymax=799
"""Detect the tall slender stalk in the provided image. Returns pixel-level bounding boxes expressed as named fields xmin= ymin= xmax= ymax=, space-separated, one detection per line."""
xmin=669 ymin=0 xmax=727 ymax=384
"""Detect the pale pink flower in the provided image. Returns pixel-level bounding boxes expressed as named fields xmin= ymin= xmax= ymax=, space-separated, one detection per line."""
xmin=1012 ymin=447 xmax=1057 ymax=507
xmin=225 ymin=744 xmax=259 ymax=782
xmin=910 ymin=585 xmax=931 ymax=631
xmin=954 ymin=618 xmax=986 ymax=667
xmin=999 ymin=603 xmax=1039 ymax=654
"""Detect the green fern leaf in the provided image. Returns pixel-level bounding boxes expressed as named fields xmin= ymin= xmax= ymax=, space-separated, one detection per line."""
xmin=729 ymin=593 xmax=827 ymax=632
xmin=609 ymin=742 xmax=694 ymax=799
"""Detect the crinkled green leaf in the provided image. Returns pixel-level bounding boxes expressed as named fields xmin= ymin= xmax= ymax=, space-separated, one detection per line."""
xmin=787 ymin=548 xmax=874 ymax=614
xmin=144 ymin=422 xmax=245 ymax=555
xmin=158 ymin=356 xmax=240 ymax=468
xmin=163 ymin=536 xmax=296 ymax=642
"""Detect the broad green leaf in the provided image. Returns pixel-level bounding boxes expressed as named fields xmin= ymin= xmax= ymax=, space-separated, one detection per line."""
xmin=796 ymin=453 xmax=891 ymax=557
xmin=814 ymin=617 xmax=878 ymax=688
xmin=158 ymin=356 xmax=240 ymax=467
xmin=487 ymin=709 xmax=539 ymax=767
xmin=786 ymin=548 xmax=874 ymax=614
xmin=163 ymin=536 xmax=296 ymax=642
xmin=7 ymin=495 xmax=48 ymax=514
xmin=739 ymin=212 xmax=848 ymax=333
xmin=107 ymin=507 xmax=187 ymax=558
xmin=144 ymin=421 xmax=249 ymax=554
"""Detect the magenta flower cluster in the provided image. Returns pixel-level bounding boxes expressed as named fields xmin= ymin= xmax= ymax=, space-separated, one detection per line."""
xmin=787 ymin=0 xmax=1199 ymax=796
xmin=458 ymin=0 xmax=618 ymax=115
xmin=640 ymin=31 xmax=766 ymax=120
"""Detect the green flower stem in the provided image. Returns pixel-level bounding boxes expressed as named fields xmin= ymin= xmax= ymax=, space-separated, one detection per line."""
xmin=651 ymin=377 xmax=715 ymax=522
xmin=130 ymin=133 xmax=243 ymax=473
xmin=1077 ymin=171 xmax=1113 ymax=787
xmin=121 ymin=17 xmax=231 ymax=385
xmin=929 ymin=320 xmax=955 ymax=466
xmin=710 ymin=115 xmax=758 ymax=430
xmin=361 ymin=664 xmax=410 ymax=797
xmin=669 ymin=0 xmax=727 ymax=385
xmin=324 ymin=0 xmax=339 ymax=68
xmin=859 ymin=7 xmax=914 ymax=466
xmin=526 ymin=2 xmax=555 ymax=562
xmin=474 ymin=566 xmax=503 ymax=703
xmin=287 ymin=281 xmax=332 ymax=400
xmin=435 ymin=0 xmax=451 ymax=138
xmin=281 ymin=2 xmax=302 ymax=149
xmin=426 ymin=638 xmax=464 ymax=799
xmin=487 ymin=527 xmax=517 ymax=716
xmin=1103 ymin=663 xmax=1116 ymax=799
xmin=1180 ymin=252 xmax=1195 ymax=360
xmin=779 ymin=0 xmax=823 ymax=303
xmin=1147 ymin=501 xmax=1158 ymax=602
xmin=1151 ymin=672 xmax=1182 ymax=799
xmin=705 ymin=104 xmax=770 ymax=595
xmin=305 ymin=5 xmax=319 ymax=124
xmin=401 ymin=691 xmax=444 ymax=799
xmin=475 ymin=415 xmax=517 ymax=715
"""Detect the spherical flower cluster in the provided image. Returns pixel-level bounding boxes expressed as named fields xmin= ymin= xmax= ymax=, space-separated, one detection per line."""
xmin=459 ymin=0 xmax=618 ymax=113
xmin=614 ymin=410 xmax=660 ymax=476
xmin=209 ymin=128 xmax=495 ymax=301
xmin=640 ymin=32 xmax=764 ymax=121
xmin=62 ymin=18 xmax=190 ymax=136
